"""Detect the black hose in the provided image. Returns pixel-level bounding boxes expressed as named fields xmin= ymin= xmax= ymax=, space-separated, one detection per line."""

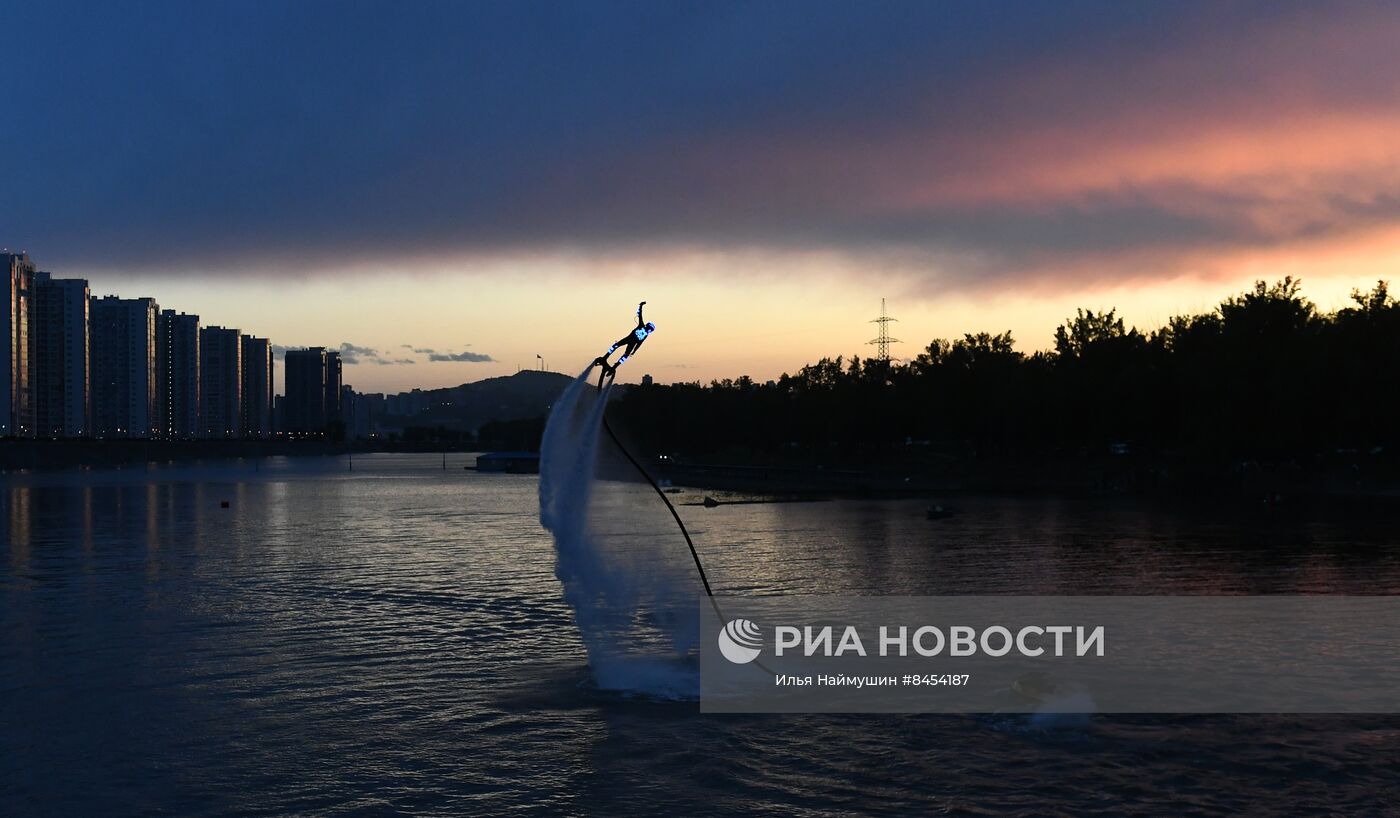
xmin=600 ymin=412 xmax=714 ymax=598
xmin=599 ymin=391 xmax=780 ymax=677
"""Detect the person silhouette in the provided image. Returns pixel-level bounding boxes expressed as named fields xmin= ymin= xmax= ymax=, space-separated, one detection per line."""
xmin=594 ymin=301 xmax=655 ymax=380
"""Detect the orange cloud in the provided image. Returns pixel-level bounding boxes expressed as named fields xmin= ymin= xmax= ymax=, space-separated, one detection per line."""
xmin=567 ymin=3 xmax=1400 ymax=293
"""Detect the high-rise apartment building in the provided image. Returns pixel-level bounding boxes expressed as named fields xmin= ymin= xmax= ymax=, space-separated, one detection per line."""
xmin=2 ymin=251 xmax=35 ymax=437
xmin=32 ymin=272 xmax=90 ymax=437
xmin=346 ymin=390 xmax=385 ymax=440
xmin=325 ymin=350 xmax=343 ymax=433
xmin=240 ymin=335 xmax=273 ymax=438
xmin=156 ymin=310 xmax=200 ymax=439
xmin=199 ymin=326 xmax=242 ymax=438
xmin=283 ymin=347 xmax=327 ymax=435
xmin=90 ymin=296 xmax=158 ymax=438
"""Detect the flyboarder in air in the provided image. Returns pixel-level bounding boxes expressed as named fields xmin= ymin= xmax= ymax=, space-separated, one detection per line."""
xmin=594 ymin=301 xmax=655 ymax=383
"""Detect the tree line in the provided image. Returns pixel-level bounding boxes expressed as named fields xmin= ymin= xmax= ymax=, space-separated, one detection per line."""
xmin=610 ymin=279 xmax=1400 ymax=466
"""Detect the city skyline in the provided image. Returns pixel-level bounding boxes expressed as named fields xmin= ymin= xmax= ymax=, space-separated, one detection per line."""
xmin=4 ymin=250 xmax=352 ymax=440
xmin=7 ymin=247 xmax=1395 ymax=396
xmin=4 ymin=2 xmax=1400 ymax=392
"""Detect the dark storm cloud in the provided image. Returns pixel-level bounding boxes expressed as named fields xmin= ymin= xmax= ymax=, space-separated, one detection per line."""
xmin=4 ymin=1 xmax=1400 ymax=289
xmin=429 ymin=350 xmax=495 ymax=363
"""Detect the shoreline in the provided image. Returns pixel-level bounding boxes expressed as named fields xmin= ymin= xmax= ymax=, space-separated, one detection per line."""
xmin=654 ymin=457 xmax=1400 ymax=504
xmin=0 ymin=439 xmax=479 ymax=472
xmin=6 ymin=441 xmax=1400 ymax=506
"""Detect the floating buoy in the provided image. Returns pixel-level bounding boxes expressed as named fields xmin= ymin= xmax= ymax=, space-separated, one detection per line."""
xmin=220 ymin=500 xmax=230 ymax=508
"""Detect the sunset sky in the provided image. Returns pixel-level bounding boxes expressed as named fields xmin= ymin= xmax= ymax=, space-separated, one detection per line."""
xmin=4 ymin=1 xmax=1400 ymax=393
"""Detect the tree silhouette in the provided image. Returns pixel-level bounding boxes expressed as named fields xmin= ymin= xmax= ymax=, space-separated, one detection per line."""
xmin=609 ymin=278 xmax=1400 ymax=481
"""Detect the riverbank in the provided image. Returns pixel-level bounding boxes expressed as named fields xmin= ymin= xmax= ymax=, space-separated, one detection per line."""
xmin=653 ymin=452 xmax=1400 ymax=503
xmin=8 ymin=439 xmax=1400 ymax=506
xmin=0 ymin=439 xmax=480 ymax=471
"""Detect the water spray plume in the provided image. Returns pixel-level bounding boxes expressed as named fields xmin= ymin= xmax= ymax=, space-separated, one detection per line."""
xmin=539 ymin=365 xmax=701 ymax=697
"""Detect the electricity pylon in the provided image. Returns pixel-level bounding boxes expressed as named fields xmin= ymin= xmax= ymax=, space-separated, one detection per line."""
xmin=867 ymin=298 xmax=900 ymax=363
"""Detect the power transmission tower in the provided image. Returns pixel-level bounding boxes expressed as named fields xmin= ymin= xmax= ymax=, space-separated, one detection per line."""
xmin=867 ymin=298 xmax=900 ymax=363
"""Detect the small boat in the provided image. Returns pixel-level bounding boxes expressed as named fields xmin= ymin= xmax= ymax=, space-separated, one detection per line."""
xmin=925 ymin=504 xmax=956 ymax=520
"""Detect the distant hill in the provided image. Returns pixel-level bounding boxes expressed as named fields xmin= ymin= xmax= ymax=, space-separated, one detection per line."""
xmin=389 ymin=370 xmax=577 ymax=432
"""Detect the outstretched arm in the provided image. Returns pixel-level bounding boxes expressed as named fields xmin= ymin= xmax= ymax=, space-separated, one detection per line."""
xmin=636 ymin=301 xmax=647 ymax=327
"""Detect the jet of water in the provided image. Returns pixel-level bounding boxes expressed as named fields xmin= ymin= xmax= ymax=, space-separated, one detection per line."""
xmin=539 ymin=367 xmax=699 ymax=698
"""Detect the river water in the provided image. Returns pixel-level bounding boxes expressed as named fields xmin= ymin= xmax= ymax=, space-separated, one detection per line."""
xmin=3 ymin=454 xmax=1398 ymax=815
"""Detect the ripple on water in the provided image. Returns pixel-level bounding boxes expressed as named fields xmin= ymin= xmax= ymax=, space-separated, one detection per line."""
xmin=5 ymin=458 xmax=1400 ymax=815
